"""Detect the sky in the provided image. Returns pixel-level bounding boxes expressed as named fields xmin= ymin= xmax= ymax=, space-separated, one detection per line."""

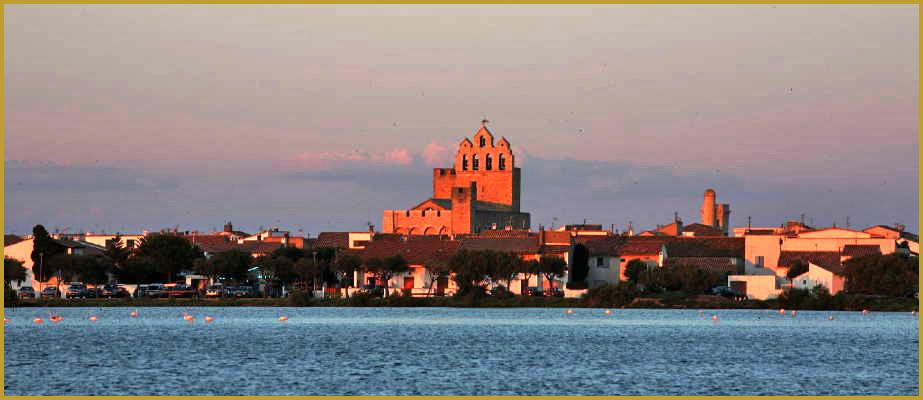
xmin=3 ymin=4 xmax=919 ymax=237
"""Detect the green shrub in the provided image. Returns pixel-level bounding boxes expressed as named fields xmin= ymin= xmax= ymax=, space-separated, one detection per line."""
xmin=584 ymin=282 xmax=639 ymax=308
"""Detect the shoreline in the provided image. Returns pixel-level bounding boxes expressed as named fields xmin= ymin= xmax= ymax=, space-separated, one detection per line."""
xmin=5 ymin=294 xmax=918 ymax=312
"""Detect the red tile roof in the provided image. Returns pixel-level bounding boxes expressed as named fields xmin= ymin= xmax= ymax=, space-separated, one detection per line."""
xmin=663 ymin=257 xmax=743 ymax=275
xmin=238 ymin=241 xmax=285 ymax=254
xmin=842 ymin=244 xmax=881 ymax=258
xmin=4 ymin=234 xmax=24 ymax=246
xmin=778 ymin=251 xmax=843 ymax=274
xmin=542 ymin=231 xmax=572 ymax=244
xmin=681 ymin=223 xmax=725 ymax=237
xmin=626 ymin=236 xmax=744 ymax=258
xmin=348 ymin=237 xmax=460 ymax=265
xmin=315 ymin=232 xmax=350 ymax=249
xmin=581 ymin=237 xmax=665 ymax=256
xmin=474 ymin=229 xmax=534 ymax=238
xmin=459 ymin=237 xmax=541 ymax=254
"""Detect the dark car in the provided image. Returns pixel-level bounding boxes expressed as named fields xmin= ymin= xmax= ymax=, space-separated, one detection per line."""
xmin=18 ymin=286 xmax=36 ymax=299
xmin=523 ymin=287 xmax=544 ymax=297
xmin=138 ymin=284 xmax=167 ymax=298
xmin=84 ymin=287 xmax=102 ymax=299
xmin=101 ymin=284 xmax=129 ymax=298
xmin=545 ymin=287 xmax=565 ymax=297
xmin=711 ymin=286 xmax=744 ymax=300
xmin=167 ymin=284 xmax=197 ymax=298
xmin=65 ymin=283 xmax=88 ymax=299
xmin=40 ymin=287 xmax=61 ymax=299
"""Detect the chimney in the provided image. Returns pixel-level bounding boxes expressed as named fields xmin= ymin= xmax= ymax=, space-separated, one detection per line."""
xmin=283 ymin=232 xmax=290 ymax=247
xmin=539 ymin=226 xmax=546 ymax=245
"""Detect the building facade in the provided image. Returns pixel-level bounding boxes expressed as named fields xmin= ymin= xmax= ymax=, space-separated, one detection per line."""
xmin=382 ymin=123 xmax=531 ymax=236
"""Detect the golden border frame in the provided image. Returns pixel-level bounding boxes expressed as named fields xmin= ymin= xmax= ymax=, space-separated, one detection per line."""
xmin=0 ymin=2 xmax=919 ymax=399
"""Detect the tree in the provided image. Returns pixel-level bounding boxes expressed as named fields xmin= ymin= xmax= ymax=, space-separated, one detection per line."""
xmin=30 ymin=224 xmax=64 ymax=282
xmin=332 ymin=254 xmax=362 ymax=297
xmin=272 ymin=247 xmax=306 ymax=262
xmin=585 ymin=282 xmax=639 ymax=307
xmin=624 ymin=259 xmax=648 ymax=284
xmin=449 ymin=249 xmax=491 ymax=297
xmin=424 ymin=257 xmax=452 ymax=297
xmin=135 ymin=234 xmax=205 ymax=282
xmin=843 ymin=254 xmax=919 ymax=297
xmin=567 ymin=244 xmax=589 ymax=289
xmin=294 ymin=257 xmax=323 ymax=291
xmin=539 ymin=256 xmax=567 ymax=289
xmin=104 ymin=234 xmax=131 ymax=269
xmin=50 ymin=254 xmax=113 ymax=285
xmin=487 ymin=252 xmax=520 ymax=291
xmin=786 ymin=260 xmax=810 ymax=281
xmin=382 ymin=254 xmax=409 ymax=296
xmin=4 ymin=257 xmax=27 ymax=284
xmin=116 ymin=256 xmax=160 ymax=284
xmin=195 ymin=249 xmax=252 ymax=283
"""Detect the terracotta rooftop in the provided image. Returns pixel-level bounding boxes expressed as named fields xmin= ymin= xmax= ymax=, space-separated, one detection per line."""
xmin=681 ymin=223 xmax=725 ymax=237
xmin=459 ymin=237 xmax=541 ymax=254
xmin=475 ymin=229 xmax=534 ymax=238
xmin=315 ymin=232 xmax=350 ymax=249
xmin=348 ymin=237 xmax=460 ymax=265
xmin=842 ymin=244 xmax=881 ymax=258
xmin=778 ymin=251 xmax=843 ymax=274
xmin=625 ymin=236 xmax=744 ymax=258
xmin=4 ymin=234 xmax=23 ymax=246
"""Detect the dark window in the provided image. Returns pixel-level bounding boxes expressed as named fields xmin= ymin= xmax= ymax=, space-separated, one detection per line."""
xmin=472 ymin=154 xmax=479 ymax=170
xmin=596 ymin=257 xmax=604 ymax=267
xmin=479 ymin=136 xmax=486 ymax=147
xmin=486 ymin=154 xmax=493 ymax=170
xmin=499 ymin=154 xmax=506 ymax=170
xmin=126 ymin=239 xmax=135 ymax=248
xmin=462 ymin=155 xmax=468 ymax=171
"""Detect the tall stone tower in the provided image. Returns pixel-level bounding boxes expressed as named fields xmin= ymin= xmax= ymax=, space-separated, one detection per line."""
xmin=701 ymin=189 xmax=716 ymax=227
xmin=700 ymin=189 xmax=731 ymax=235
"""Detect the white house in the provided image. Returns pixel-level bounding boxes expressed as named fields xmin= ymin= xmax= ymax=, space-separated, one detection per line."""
xmin=791 ymin=262 xmax=846 ymax=295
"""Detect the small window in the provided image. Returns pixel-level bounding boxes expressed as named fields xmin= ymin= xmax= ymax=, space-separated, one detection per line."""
xmin=499 ymin=154 xmax=506 ymax=170
xmin=756 ymin=256 xmax=764 ymax=267
xmin=479 ymin=136 xmax=486 ymax=147
xmin=472 ymin=154 xmax=479 ymax=170
xmin=126 ymin=239 xmax=135 ymax=248
xmin=596 ymin=257 xmax=604 ymax=267
xmin=486 ymin=154 xmax=493 ymax=170
xmin=462 ymin=155 xmax=468 ymax=171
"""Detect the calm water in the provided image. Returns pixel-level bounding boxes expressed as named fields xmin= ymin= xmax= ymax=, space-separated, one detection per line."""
xmin=3 ymin=307 xmax=918 ymax=396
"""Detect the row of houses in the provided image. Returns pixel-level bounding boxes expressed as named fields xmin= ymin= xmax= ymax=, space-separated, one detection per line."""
xmin=4 ymin=221 xmax=916 ymax=299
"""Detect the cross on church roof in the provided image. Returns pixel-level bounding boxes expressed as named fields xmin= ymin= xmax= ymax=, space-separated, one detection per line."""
xmin=481 ymin=118 xmax=490 ymax=127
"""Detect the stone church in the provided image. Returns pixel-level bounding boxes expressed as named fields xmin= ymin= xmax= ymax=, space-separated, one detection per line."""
xmin=382 ymin=122 xmax=531 ymax=236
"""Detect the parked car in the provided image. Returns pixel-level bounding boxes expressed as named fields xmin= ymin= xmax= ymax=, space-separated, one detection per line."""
xmin=167 ymin=284 xmax=197 ymax=298
xmin=523 ymin=287 xmax=545 ymax=297
xmin=100 ymin=284 xmax=129 ymax=298
xmin=84 ymin=287 xmax=102 ymax=299
xmin=711 ymin=286 xmax=744 ymax=300
xmin=147 ymin=284 xmax=168 ymax=298
xmin=358 ymin=285 xmax=384 ymax=298
xmin=205 ymin=285 xmax=225 ymax=298
xmin=65 ymin=283 xmax=88 ymax=299
xmin=228 ymin=286 xmax=256 ymax=298
xmin=18 ymin=286 xmax=36 ymax=299
xmin=545 ymin=287 xmax=565 ymax=297
xmin=40 ymin=287 xmax=61 ymax=299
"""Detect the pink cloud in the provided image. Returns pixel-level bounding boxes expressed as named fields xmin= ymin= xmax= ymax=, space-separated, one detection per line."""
xmin=284 ymin=147 xmax=414 ymax=171
xmin=422 ymin=141 xmax=450 ymax=167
